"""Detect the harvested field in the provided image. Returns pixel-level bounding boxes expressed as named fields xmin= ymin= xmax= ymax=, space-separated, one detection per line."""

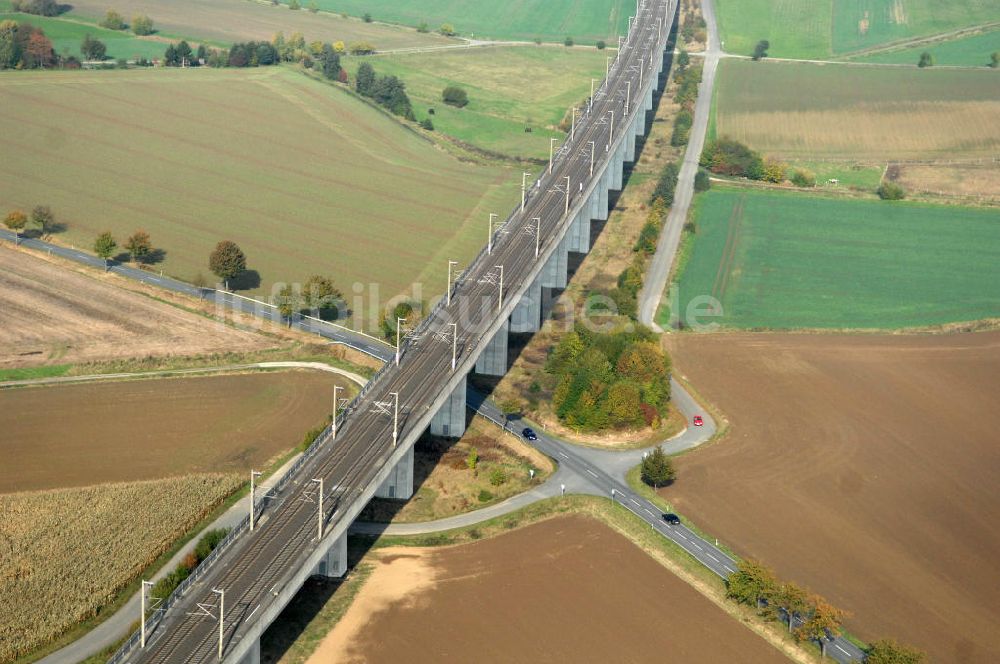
xmin=0 ymin=370 xmax=345 ymax=492
xmin=0 ymin=246 xmax=271 ymax=370
xmin=64 ymin=0 xmax=451 ymax=51
xmin=665 ymin=332 xmax=1000 ymax=663
xmin=713 ymin=59 xmax=1000 ymax=160
xmin=895 ymin=161 xmax=1000 ymax=203
xmin=666 ymin=187 xmax=1000 ymax=330
xmin=0 ymin=473 xmax=242 ymax=663
xmin=307 ymin=515 xmax=789 ymax=664
xmin=0 ymin=67 xmax=517 ymax=313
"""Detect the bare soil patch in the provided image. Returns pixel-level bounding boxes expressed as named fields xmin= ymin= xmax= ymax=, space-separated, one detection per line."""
xmin=1 ymin=370 xmax=346 ymax=492
xmin=308 ymin=515 xmax=789 ymax=664
xmin=0 ymin=246 xmax=271 ymax=370
xmin=664 ymin=332 xmax=1000 ymax=663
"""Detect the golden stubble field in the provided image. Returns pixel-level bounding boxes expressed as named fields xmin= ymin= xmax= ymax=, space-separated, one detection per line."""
xmin=713 ymin=59 xmax=1000 ymax=160
xmin=0 ymin=246 xmax=272 ymax=370
xmin=307 ymin=516 xmax=790 ymax=664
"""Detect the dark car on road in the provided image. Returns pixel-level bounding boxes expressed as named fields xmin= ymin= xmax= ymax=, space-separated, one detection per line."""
xmin=662 ymin=513 xmax=681 ymax=525
xmin=522 ymin=427 xmax=538 ymax=441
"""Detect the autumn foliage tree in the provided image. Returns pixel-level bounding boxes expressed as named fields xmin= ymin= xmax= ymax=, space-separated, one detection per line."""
xmin=726 ymin=559 xmax=778 ymax=609
xmin=865 ymin=639 xmax=925 ymax=664
xmin=3 ymin=210 xmax=28 ymax=243
xmin=125 ymin=230 xmax=152 ymax=264
xmin=795 ymin=595 xmax=848 ymax=657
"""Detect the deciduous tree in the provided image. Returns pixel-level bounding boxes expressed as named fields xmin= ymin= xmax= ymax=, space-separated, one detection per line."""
xmin=125 ymin=230 xmax=152 ymax=264
xmin=81 ymin=34 xmax=106 ymax=61
xmin=917 ymin=51 xmax=933 ymax=68
xmin=100 ymin=9 xmax=125 ymax=30
xmin=25 ymin=29 xmax=53 ymax=67
xmin=131 ymin=14 xmax=153 ymax=36
xmin=865 ymin=639 xmax=925 ymax=664
xmin=303 ymin=274 xmax=342 ymax=319
xmin=727 ymin=559 xmax=778 ymax=609
xmin=441 ymin=85 xmax=468 ymax=108
xmin=752 ymin=39 xmax=769 ymax=60
xmin=795 ymin=595 xmax=847 ymax=657
xmin=31 ymin=205 xmax=53 ymax=233
xmin=208 ymin=240 xmax=246 ymax=288
xmin=93 ymin=231 xmax=117 ymax=270
xmin=4 ymin=210 xmax=28 ymax=243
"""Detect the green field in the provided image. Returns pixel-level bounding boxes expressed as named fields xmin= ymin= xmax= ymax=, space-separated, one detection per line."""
xmin=663 ymin=187 xmax=1000 ymax=330
xmin=714 ymin=0 xmax=1000 ymax=59
xmin=0 ymin=12 xmax=168 ymax=60
xmin=369 ymin=46 xmax=607 ymax=159
xmin=304 ymin=0 xmax=630 ymax=43
xmin=853 ymin=28 xmax=1000 ymax=66
xmin=712 ymin=59 xmax=1000 ymax=160
xmin=63 ymin=0 xmax=451 ymax=52
xmin=0 ymin=67 xmax=518 ymax=318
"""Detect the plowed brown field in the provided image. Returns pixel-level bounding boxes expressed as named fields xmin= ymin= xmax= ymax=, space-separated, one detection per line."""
xmin=308 ymin=515 xmax=789 ymax=664
xmin=1 ymin=370 xmax=344 ymax=492
xmin=665 ymin=332 xmax=1000 ymax=663
xmin=0 ymin=246 xmax=270 ymax=369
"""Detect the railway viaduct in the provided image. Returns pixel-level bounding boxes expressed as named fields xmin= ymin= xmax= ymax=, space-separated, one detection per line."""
xmin=113 ymin=2 xmax=678 ymax=661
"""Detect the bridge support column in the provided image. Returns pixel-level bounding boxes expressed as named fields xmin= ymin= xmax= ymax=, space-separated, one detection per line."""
xmin=645 ymin=85 xmax=654 ymax=112
xmin=567 ymin=209 xmax=591 ymax=254
xmin=313 ymin=531 xmax=348 ymax=578
xmin=510 ymin=275 xmax=542 ymax=333
xmin=541 ymin=235 xmax=569 ymax=289
xmin=375 ymin=446 xmax=414 ymax=500
xmin=613 ymin=142 xmax=625 ymax=190
xmin=238 ymin=638 xmax=261 ymax=664
xmin=430 ymin=375 xmax=467 ymax=438
xmin=475 ymin=320 xmax=509 ymax=376
xmin=597 ymin=167 xmax=610 ymax=220
xmin=626 ymin=125 xmax=637 ymax=162
xmin=589 ymin=180 xmax=601 ymax=220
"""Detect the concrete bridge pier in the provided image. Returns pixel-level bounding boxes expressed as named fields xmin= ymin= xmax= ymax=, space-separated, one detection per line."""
xmin=589 ymin=178 xmax=602 ymax=220
xmin=626 ymin=120 xmax=637 ymax=161
xmin=237 ymin=638 xmax=260 ymax=664
xmin=313 ymin=531 xmax=348 ymax=578
xmin=510 ymin=275 xmax=542 ymax=333
xmin=375 ymin=446 xmax=414 ymax=500
xmin=567 ymin=208 xmax=591 ymax=254
xmin=541 ymin=235 xmax=569 ymax=289
xmin=475 ymin=320 xmax=509 ymax=376
xmin=644 ymin=84 xmax=654 ymax=112
xmin=613 ymin=141 xmax=625 ymax=190
xmin=597 ymin=167 xmax=611 ymax=220
xmin=429 ymin=375 xmax=467 ymax=438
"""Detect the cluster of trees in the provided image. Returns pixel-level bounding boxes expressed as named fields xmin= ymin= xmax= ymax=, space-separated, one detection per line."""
xmin=700 ymin=137 xmax=765 ymax=179
xmin=670 ymin=51 xmax=700 ymax=147
xmin=99 ymin=9 xmax=125 ymax=30
xmin=727 ymin=560 xmax=924 ymax=661
xmin=91 ymin=229 xmax=159 ymax=268
xmin=3 ymin=206 xmax=56 ymax=243
xmin=81 ymin=34 xmax=107 ymax=61
xmin=355 ymin=62 xmax=415 ymax=120
xmin=379 ymin=301 xmax=416 ymax=340
xmin=276 ymin=275 xmax=345 ymax=322
xmin=878 ymin=181 xmax=906 ymax=200
xmin=441 ymin=85 xmax=468 ymax=108
xmin=613 ymin=197 xmax=669 ymax=318
xmin=10 ymin=0 xmax=62 ymax=16
xmin=150 ymin=528 xmax=229 ymax=607
xmin=679 ymin=9 xmax=706 ymax=44
xmin=0 ymin=20 xmax=56 ymax=69
xmin=546 ymin=323 xmax=671 ymax=431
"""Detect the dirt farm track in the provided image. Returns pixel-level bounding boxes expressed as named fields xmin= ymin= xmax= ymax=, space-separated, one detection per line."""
xmin=666 ymin=332 xmax=1000 ymax=664
xmin=309 ymin=516 xmax=789 ymax=664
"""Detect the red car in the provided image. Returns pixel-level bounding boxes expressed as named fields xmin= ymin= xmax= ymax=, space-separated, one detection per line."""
xmin=693 ymin=415 xmax=704 ymax=427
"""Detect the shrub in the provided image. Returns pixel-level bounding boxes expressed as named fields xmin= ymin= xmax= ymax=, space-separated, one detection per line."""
xmin=701 ymin=137 xmax=764 ymax=179
xmin=100 ymin=9 xmax=125 ymax=30
xmin=439 ymin=23 xmax=455 ymax=36
xmin=362 ymin=12 xmax=372 ymax=22
xmin=488 ymin=467 xmax=508 ymax=486
xmin=11 ymin=0 xmax=61 ymax=16
xmin=670 ymin=109 xmax=693 ymax=147
xmin=416 ymin=22 xmax=428 ymax=33
xmin=761 ymin=157 xmax=787 ymax=183
xmin=466 ymin=447 xmax=478 ymax=471
xmin=348 ymin=41 xmax=375 ymax=55
xmin=596 ymin=39 xmax=606 ymax=49
xmin=477 ymin=489 xmax=493 ymax=503
xmin=131 ymin=14 xmax=153 ymax=36
xmin=441 ymin=85 xmax=468 ymax=108
xmin=790 ymin=168 xmax=816 ymax=187
xmin=917 ymin=51 xmax=933 ymax=68
xmin=693 ymin=169 xmax=711 ymax=192
xmin=564 ymin=35 xmax=574 ymax=47
xmin=419 ymin=117 xmax=434 ymax=130
xmin=877 ymin=181 xmax=906 ymax=200
xmin=752 ymin=39 xmax=769 ymax=60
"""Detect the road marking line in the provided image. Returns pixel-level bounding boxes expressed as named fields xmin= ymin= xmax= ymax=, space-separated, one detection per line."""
xmin=558 ymin=452 xmax=568 ymax=459
xmin=691 ymin=544 xmax=702 ymax=551
xmin=247 ymin=604 xmax=260 ymax=622
xmin=644 ymin=509 xmax=655 ymax=517
xmin=585 ymin=469 xmax=598 ymax=478
xmin=706 ymin=553 xmax=719 ymax=562
xmin=835 ymin=645 xmax=850 ymax=656
xmin=630 ymin=498 xmax=640 ymax=506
